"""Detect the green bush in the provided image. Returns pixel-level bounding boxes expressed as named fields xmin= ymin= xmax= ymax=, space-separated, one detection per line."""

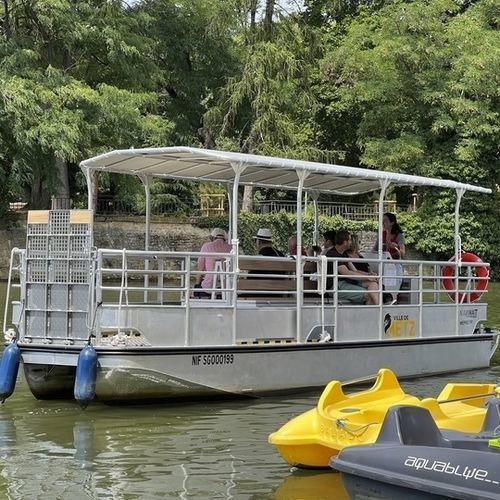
xmin=196 ymin=210 xmax=377 ymax=255
xmin=399 ymin=211 xmax=500 ymax=279
xmin=196 ymin=210 xmax=499 ymax=278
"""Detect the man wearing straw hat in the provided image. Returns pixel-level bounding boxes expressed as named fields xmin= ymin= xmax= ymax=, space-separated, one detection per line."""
xmin=253 ymin=228 xmax=283 ymax=257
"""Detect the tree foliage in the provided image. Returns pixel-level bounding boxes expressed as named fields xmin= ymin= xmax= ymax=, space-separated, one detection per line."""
xmin=317 ymin=0 xmax=499 ymax=264
xmin=0 ymin=0 xmax=498 ymax=268
xmin=0 ymin=0 xmax=173 ymax=211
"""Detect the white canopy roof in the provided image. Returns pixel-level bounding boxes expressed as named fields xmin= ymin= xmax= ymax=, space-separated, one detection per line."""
xmin=80 ymin=147 xmax=491 ymax=195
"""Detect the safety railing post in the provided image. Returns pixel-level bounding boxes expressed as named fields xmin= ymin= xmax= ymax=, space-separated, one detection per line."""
xmin=184 ymin=256 xmax=191 ymax=346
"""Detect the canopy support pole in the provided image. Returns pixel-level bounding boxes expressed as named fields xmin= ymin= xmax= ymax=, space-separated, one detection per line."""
xmin=377 ymin=179 xmax=390 ymax=340
xmin=311 ymin=191 xmax=320 ymax=246
xmin=226 ymin=184 xmax=233 ymax=242
xmin=377 ymin=179 xmax=390 ymax=260
xmin=230 ymin=163 xmax=246 ymax=345
xmin=140 ymin=175 xmax=152 ymax=303
xmin=454 ymin=187 xmax=465 ymax=266
xmin=296 ymin=171 xmax=309 ymax=343
xmin=84 ymin=167 xmax=94 ymax=212
xmin=454 ymin=187 xmax=465 ymax=335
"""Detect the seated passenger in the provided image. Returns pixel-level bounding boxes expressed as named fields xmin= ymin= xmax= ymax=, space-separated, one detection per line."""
xmin=308 ymin=245 xmax=322 ymax=257
xmin=248 ymin=228 xmax=284 ymax=277
xmin=346 ymin=233 xmax=371 ymax=273
xmin=321 ymin=230 xmax=336 ymax=255
xmin=254 ymin=228 xmax=283 ymax=257
xmin=326 ymin=230 xmax=379 ymax=305
xmin=195 ymin=228 xmax=231 ymax=298
xmin=349 ymin=233 xmax=393 ymax=304
xmin=287 ymin=234 xmax=307 ymax=257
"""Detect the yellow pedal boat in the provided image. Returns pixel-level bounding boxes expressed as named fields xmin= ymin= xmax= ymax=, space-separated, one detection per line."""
xmin=269 ymin=368 xmax=496 ymax=468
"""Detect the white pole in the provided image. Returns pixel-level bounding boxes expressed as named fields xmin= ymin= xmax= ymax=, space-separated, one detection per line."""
xmin=311 ymin=191 xmax=320 ymax=246
xmin=83 ymin=167 xmax=93 ymax=211
xmin=141 ymin=175 xmax=151 ymax=303
xmin=226 ymin=184 xmax=233 ymax=242
xmin=377 ymin=179 xmax=390 ymax=260
xmin=230 ymin=163 xmax=246 ymax=344
xmin=454 ymin=187 xmax=465 ymax=335
xmin=378 ymin=179 xmax=390 ymax=340
xmin=296 ymin=170 xmax=309 ymax=343
xmin=454 ymin=187 xmax=464 ymax=266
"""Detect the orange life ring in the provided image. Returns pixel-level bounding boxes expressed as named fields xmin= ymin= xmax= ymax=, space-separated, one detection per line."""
xmin=442 ymin=252 xmax=489 ymax=303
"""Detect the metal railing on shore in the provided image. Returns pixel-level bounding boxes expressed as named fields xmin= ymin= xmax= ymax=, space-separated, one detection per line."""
xmin=9 ymin=196 xmax=411 ymax=220
xmin=93 ymin=196 xmax=409 ymax=220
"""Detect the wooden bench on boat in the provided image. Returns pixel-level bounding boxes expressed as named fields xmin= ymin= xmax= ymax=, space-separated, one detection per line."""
xmin=237 ymin=257 xmax=317 ymax=295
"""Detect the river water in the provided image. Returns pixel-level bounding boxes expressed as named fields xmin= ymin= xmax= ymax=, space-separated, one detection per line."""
xmin=1 ymin=282 xmax=500 ymax=499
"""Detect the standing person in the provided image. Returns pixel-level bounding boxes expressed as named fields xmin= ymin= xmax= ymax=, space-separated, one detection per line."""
xmin=195 ymin=228 xmax=231 ymax=297
xmin=254 ymin=228 xmax=283 ymax=257
xmin=373 ymin=212 xmax=405 ymax=301
xmin=327 ymin=230 xmax=379 ymax=305
xmin=374 ymin=212 xmax=406 ymax=259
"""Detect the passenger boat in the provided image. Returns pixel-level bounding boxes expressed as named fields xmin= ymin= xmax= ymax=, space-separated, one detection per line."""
xmin=269 ymin=368 xmax=497 ymax=468
xmin=331 ymin=404 xmax=500 ymax=499
xmin=1 ymin=147 xmax=498 ymax=404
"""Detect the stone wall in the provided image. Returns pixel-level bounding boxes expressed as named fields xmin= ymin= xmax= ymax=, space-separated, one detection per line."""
xmin=0 ymin=218 xmax=212 ymax=279
xmin=95 ymin=219 xmax=209 ymax=253
xmin=0 ymin=217 xmax=422 ymax=278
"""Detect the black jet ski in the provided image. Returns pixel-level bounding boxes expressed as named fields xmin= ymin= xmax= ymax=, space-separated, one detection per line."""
xmin=331 ymin=398 xmax=500 ymax=500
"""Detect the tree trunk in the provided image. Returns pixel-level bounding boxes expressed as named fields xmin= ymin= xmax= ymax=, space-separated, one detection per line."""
xmin=264 ymin=0 xmax=275 ymax=41
xmin=198 ymin=124 xmax=216 ymax=149
xmin=242 ymin=185 xmax=254 ymax=212
xmin=62 ymin=47 xmax=73 ymax=74
xmin=3 ymin=0 xmax=11 ymax=39
xmin=249 ymin=0 xmax=258 ymax=43
xmin=29 ymin=178 xmax=50 ymax=209
xmin=54 ymin=156 xmax=70 ymax=206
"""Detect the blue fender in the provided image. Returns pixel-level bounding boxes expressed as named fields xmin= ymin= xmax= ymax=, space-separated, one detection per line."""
xmin=74 ymin=344 xmax=98 ymax=409
xmin=0 ymin=341 xmax=21 ymax=403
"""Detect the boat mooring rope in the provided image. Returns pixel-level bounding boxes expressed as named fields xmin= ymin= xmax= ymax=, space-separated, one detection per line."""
xmin=335 ymin=419 xmax=378 ymax=437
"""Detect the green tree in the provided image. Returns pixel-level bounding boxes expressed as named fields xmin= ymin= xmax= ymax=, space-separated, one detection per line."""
xmin=143 ymin=0 xmax=240 ymax=145
xmin=0 ymin=0 xmax=172 ymax=210
xmin=203 ymin=2 xmax=335 ymax=210
xmin=317 ymin=0 xmax=499 ymax=262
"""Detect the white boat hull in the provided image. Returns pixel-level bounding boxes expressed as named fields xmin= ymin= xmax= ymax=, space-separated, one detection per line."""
xmin=20 ymin=333 xmax=496 ymax=402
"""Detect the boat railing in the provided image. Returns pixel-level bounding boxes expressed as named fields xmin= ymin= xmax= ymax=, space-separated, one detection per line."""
xmin=2 ymin=248 xmax=26 ymax=339
xmin=2 ymin=245 xmax=489 ymax=344
xmin=91 ymin=249 xmax=489 ymax=343
xmin=93 ymin=249 xmax=490 ymax=305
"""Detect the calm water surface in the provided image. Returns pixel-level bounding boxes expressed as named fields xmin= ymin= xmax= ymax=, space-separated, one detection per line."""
xmin=1 ymin=282 xmax=500 ymax=499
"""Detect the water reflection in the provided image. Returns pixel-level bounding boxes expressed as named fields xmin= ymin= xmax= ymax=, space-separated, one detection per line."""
xmin=1 ymin=274 xmax=500 ymax=498
xmin=73 ymin=420 xmax=95 ymax=470
xmin=2 ymin=368 xmax=500 ymax=498
xmin=0 ymin=392 xmax=302 ymax=498
xmin=341 ymin=473 xmax=449 ymax=500
xmin=0 ymin=406 xmax=16 ymax=459
xmin=274 ymin=470 xmax=348 ymax=500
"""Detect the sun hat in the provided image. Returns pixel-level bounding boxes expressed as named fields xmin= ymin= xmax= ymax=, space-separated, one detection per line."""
xmin=211 ymin=228 xmax=227 ymax=240
xmin=253 ymin=228 xmax=273 ymax=242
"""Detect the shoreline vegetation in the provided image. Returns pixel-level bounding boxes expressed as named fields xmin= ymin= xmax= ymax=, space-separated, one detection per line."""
xmin=0 ymin=0 xmax=498 ymax=273
xmin=2 ymin=208 xmax=499 ymax=277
